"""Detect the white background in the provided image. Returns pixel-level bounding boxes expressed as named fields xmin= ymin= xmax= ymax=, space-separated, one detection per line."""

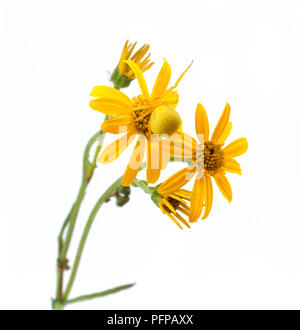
xmin=1 ymin=0 xmax=300 ymax=310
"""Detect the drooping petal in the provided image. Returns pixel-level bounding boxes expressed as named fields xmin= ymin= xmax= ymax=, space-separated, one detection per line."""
xmin=90 ymin=86 xmax=132 ymax=107
xmin=101 ymin=116 xmax=133 ymax=134
xmin=211 ymin=103 xmax=231 ymax=144
xmin=213 ymin=172 xmax=232 ymax=203
xmin=158 ymin=165 xmax=197 ymax=194
xmin=161 ymin=197 xmax=176 ymax=214
xmin=98 ymin=131 xmax=136 ymax=164
xmin=122 ymin=135 xmax=146 ymax=186
xmin=125 ymin=60 xmax=150 ymax=98
xmin=202 ymin=175 xmax=213 ymax=219
xmin=160 ymin=206 xmax=183 ymax=229
xmin=151 ymin=59 xmax=171 ymax=98
xmin=89 ymin=99 xmax=130 ymax=116
xmin=174 ymin=212 xmax=191 ymax=228
xmin=217 ymin=121 xmax=232 ymax=144
xmin=222 ymin=138 xmax=248 ymax=158
xmin=195 ymin=103 xmax=209 ymax=143
xmin=160 ymin=91 xmax=179 ymax=109
xmin=223 ymin=158 xmax=242 ymax=175
xmin=189 ymin=175 xmax=205 ymax=223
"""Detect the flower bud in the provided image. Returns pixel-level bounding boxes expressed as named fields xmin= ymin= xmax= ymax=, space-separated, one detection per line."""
xmin=111 ymin=40 xmax=154 ymax=89
xmin=150 ymin=106 xmax=181 ymax=135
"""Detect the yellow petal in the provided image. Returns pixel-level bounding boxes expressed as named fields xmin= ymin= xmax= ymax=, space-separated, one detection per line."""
xmin=125 ymin=60 xmax=150 ymax=98
xmin=222 ymin=138 xmax=248 ymax=158
xmin=151 ymin=59 xmax=171 ymax=98
xmin=89 ymin=99 xmax=129 ymax=116
xmin=213 ymin=172 xmax=232 ymax=203
xmin=217 ymin=121 xmax=232 ymax=144
xmin=159 ymin=139 xmax=169 ymax=170
xmin=158 ymin=165 xmax=197 ymax=194
xmin=211 ymin=103 xmax=231 ymax=144
xmin=98 ymin=131 xmax=136 ymax=164
xmin=161 ymin=197 xmax=177 ymax=214
xmin=223 ymin=158 xmax=242 ymax=175
xmin=101 ymin=116 xmax=132 ymax=134
xmin=189 ymin=175 xmax=205 ymax=222
xmin=202 ymin=176 xmax=213 ymax=219
xmin=160 ymin=91 xmax=179 ymax=109
xmin=147 ymin=168 xmax=161 ymax=184
xmin=164 ymin=133 xmax=196 ymax=160
xmin=146 ymin=136 xmax=161 ymax=183
xmin=90 ymin=86 xmax=132 ymax=107
xmin=195 ymin=103 xmax=209 ymax=143
xmin=174 ymin=212 xmax=191 ymax=228
xmin=122 ymin=136 xmax=146 ymax=186
xmin=164 ymin=210 xmax=183 ymax=229
xmin=169 ymin=193 xmax=186 ymax=204
xmin=175 ymin=189 xmax=193 ymax=200
xmin=169 ymin=61 xmax=193 ymax=91
xmin=177 ymin=132 xmax=197 ymax=151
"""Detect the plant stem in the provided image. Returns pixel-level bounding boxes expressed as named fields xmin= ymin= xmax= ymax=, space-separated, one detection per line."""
xmin=132 ymin=179 xmax=155 ymax=194
xmin=56 ymin=127 xmax=106 ymax=302
xmin=59 ymin=131 xmax=101 ymax=261
xmin=62 ymin=162 xmax=146 ymax=302
xmin=58 ymin=205 xmax=74 ymax=254
xmin=62 ymin=176 xmax=123 ymax=301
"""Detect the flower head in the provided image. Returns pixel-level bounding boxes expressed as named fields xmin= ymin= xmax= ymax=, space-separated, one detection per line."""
xmin=158 ymin=103 xmax=248 ymax=222
xmin=90 ymin=60 xmax=192 ymax=187
xmin=111 ymin=40 xmax=154 ymax=89
xmin=152 ymin=188 xmax=192 ymax=229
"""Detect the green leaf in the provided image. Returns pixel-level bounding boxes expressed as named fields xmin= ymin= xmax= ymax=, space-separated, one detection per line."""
xmin=64 ymin=283 xmax=136 ymax=307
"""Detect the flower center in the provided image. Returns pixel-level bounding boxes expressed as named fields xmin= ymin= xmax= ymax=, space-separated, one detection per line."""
xmin=131 ymin=96 xmax=153 ymax=137
xmin=196 ymin=142 xmax=224 ymax=175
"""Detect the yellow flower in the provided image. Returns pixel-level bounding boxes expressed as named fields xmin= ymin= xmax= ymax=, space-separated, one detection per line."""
xmin=118 ymin=40 xmax=154 ymax=80
xmin=90 ymin=60 xmax=192 ymax=186
xmin=156 ymin=189 xmax=192 ymax=230
xmin=158 ymin=103 xmax=248 ymax=222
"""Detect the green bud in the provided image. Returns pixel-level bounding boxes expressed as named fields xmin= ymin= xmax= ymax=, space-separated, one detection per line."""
xmin=116 ymin=196 xmax=130 ymax=207
xmin=115 ymin=185 xmax=131 ymax=207
xmin=111 ymin=67 xmax=131 ymax=89
xmin=118 ymin=185 xmax=131 ymax=196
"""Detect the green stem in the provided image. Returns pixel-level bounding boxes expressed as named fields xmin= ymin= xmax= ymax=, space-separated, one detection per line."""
xmin=56 ymin=126 xmax=106 ymax=302
xmin=132 ymin=179 xmax=155 ymax=194
xmin=59 ymin=131 xmax=101 ymax=263
xmin=58 ymin=205 xmax=74 ymax=254
xmin=62 ymin=176 xmax=123 ymax=301
xmin=87 ymin=115 xmax=109 ymax=182
xmin=62 ymin=163 xmax=146 ymax=302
